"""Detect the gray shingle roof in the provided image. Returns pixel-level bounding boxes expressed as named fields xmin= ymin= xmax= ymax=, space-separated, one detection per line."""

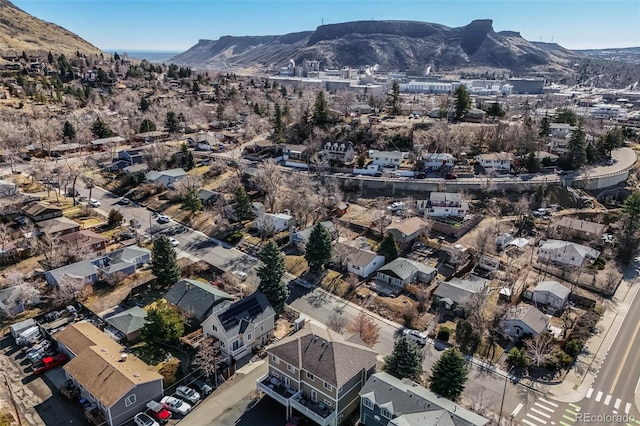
xmin=533 ymin=281 xmax=571 ymax=300
xmin=504 ymin=304 xmax=549 ymax=335
xmin=48 ymin=260 xmax=97 ymax=285
xmin=360 ymin=372 xmax=488 ymax=426
xmin=378 ymin=258 xmax=436 ymax=281
xmin=267 ymin=322 xmax=377 ymax=388
xmin=164 ymin=279 xmax=233 ymax=320
xmin=105 ymin=307 xmax=147 ymax=334
xmin=216 ymin=291 xmax=274 ymax=333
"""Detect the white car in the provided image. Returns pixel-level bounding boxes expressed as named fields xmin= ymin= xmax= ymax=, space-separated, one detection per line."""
xmin=387 ymin=202 xmax=405 ymax=212
xmin=157 ymin=215 xmax=170 ymax=224
xmin=120 ymin=197 xmax=131 ymax=205
xmin=232 ymin=270 xmax=248 ymax=281
xmin=175 ymin=386 xmax=200 ymax=404
xmin=402 ymin=328 xmax=428 ymax=346
xmin=160 ymin=396 xmax=192 ymax=415
xmin=89 ymin=199 xmax=101 ymax=207
xmin=133 ymin=412 xmax=160 ymax=426
xmin=169 ymin=237 xmax=179 ymax=247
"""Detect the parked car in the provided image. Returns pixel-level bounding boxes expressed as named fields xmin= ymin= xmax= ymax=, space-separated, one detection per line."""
xmin=33 ymin=354 xmax=68 ymax=374
xmin=175 ymin=386 xmax=200 ymax=404
xmin=134 ymin=412 xmax=160 ymax=426
xmin=168 ymin=237 xmax=179 ymax=247
xmin=120 ymin=197 xmax=131 ymax=205
xmin=66 ymin=189 xmax=79 ymax=197
xmin=129 ymin=219 xmax=142 ymax=230
xmin=387 ymin=202 xmax=405 ymax=212
xmin=292 ymin=278 xmax=314 ymax=289
xmin=191 ymin=380 xmax=213 ymax=396
xmin=146 ymin=400 xmax=171 ymax=423
xmin=160 ymin=396 xmax=192 ymax=415
xmin=89 ymin=199 xmax=101 ymax=207
xmin=444 ymin=173 xmax=458 ymax=180
xmin=415 ymin=172 xmax=427 ymax=179
xmin=157 ymin=215 xmax=170 ymax=224
xmin=402 ymin=328 xmax=428 ymax=346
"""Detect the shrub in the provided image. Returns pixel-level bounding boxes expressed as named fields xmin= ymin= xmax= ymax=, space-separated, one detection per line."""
xmin=507 ymin=346 xmax=530 ymax=368
xmin=437 ymin=326 xmax=450 ymax=342
xmin=223 ymin=231 xmax=243 ymax=244
xmin=547 ymin=350 xmax=573 ymax=369
xmin=564 ymin=339 xmax=583 ymax=358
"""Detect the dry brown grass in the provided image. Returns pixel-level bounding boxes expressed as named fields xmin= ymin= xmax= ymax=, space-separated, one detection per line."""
xmin=284 ymin=255 xmax=308 ymax=276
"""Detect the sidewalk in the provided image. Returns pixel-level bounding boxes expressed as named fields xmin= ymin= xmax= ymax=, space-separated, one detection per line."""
xmin=546 ymin=278 xmax=640 ymax=402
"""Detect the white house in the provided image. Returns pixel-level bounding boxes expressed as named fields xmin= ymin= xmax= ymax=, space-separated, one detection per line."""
xmin=418 ymin=192 xmax=469 ymax=218
xmin=202 ymin=292 xmax=275 ymax=363
xmin=549 ymin=123 xmax=576 ymax=139
xmin=376 ymin=257 xmax=437 ymax=289
xmin=500 ymin=304 xmax=550 ymax=339
xmin=422 ymin=153 xmax=455 ymax=169
xmin=261 ymin=212 xmax=295 ymax=233
xmin=145 ymin=168 xmax=187 ymax=185
xmin=537 ymin=240 xmax=600 ymax=268
xmin=530 ymin=281 xmax=571 ymax=309
xmin=369 ymin=150 xmax=406 ymax=167
xmin=475 ymin=152 xmax=514 ymax=172
xmin=321 ymin=141 xmax=355 ymax=163
xmin=335 ymin=243 xmax=385 ymax=278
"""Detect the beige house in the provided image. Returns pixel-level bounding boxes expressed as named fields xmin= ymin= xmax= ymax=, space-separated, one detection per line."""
xmin=386 ymin=217 xmax=428 ymax=248
xmin=257 ymin=322 xmax=377 ymax=426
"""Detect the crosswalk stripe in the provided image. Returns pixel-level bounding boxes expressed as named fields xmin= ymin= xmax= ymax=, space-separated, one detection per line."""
xmin=604 ymin=394 xmax=612 ymax=405
xmin=538 ymin=398 xmax=559 ymax=408
xmin=566 ymin=410 xmax=577 ymax=416
xmin=625 ymin=402 xmax=632 ymax=414
xmin=511 ymin=403 xmax=524 ymax=417
xmin=563 ymin=414 xmax=576 ymax=422
xmin=559 ymin=422 xmax=573 ymax=426
xmin=595 ymin=391 xmax=603 ymax=402
xmin=614 ymin=398 xmax=622 ymax=409
xmin=568 ymin=402 xmax=580 ymax=410
xmin=522 ymin=420 xmax=539 ymax=426
xmin=586 ymin=388 xmax=594 ymax=398
xmin=531 ymin=408 xmax=551 ymax=418
xmin=527 ymin=413 xmax=548 ymax=424
xmin=534 ymin=402 xmax=555 ymax=413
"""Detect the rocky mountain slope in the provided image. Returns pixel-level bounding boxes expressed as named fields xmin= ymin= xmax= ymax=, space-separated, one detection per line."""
xmin=171 ymin=19 xmax=583 ymax=73
xmin=0 ymin=0 xmax=101 ymax=57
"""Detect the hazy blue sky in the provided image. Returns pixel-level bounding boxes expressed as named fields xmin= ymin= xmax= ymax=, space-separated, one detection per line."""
xmin=12 ymin=0 xmax=640 ymax=52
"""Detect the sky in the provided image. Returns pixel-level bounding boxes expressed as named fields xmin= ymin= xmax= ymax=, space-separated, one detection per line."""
xmin=11 ymin=0 xmax=640 ymax=52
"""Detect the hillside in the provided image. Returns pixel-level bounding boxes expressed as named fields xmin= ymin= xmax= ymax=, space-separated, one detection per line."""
xmin=0 ymin=0 xmax=101 ymax=57
xmin=171 ymin=19 xmax=583 ymax=74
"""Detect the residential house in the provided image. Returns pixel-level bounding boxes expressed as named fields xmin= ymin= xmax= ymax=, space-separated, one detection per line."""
xmin=376 ymin=257 xmax=437 ymax=289
xmin=133 ymin=131 xmax=169 ymax=143
xmin=91 ymin=136 xmax=124 ymax=151
xmin=557 ymin=217 xmax=606 ymax=241
xmin=282 ymin=144 xmax=313 ymax=161
xmin=164 ymin=279 xmax=234 ymax=323
xmin=530 ymin=281 xmax=571 ymax=310
xmin=104 ymin=307 xmax=147 ymax=343
xmin=418 ymin=192 xmax=469 ymax=218
xmin=549 ymin=123 xmax=576 ymax=139
xmin=102 ymin=160 xmax=130 ymax=172
xmin=53 ymin=322 xmax=163 ymax=426
xmin=334 ymin=243 xmax=385 ymax=278
xmin=386 ymin=217 xmax=428 ymax=248
xmin=474 ymin=152 xmax=514 ymax=172
xmin=260 ymin=212 xmax=295 ymax=233
xmin=432 ymin=275 xmax=490 ymax=312
xmin=202 ymin=292 xmax=275 ymax=362
xmin=23 ymin=202 xmax=62 ymax=222
xmin=0 ymin=179 xmax=17 ymax=197
xmin=422 ymin=153 xmax=455 ymax=169
xmin=37 ymin=217 xmax=81 ymax=236
xmin=0 ymin=286 xmax=41 ymax=317
xmin=45 ymin=260 xmax=99 ymax=286
xmin=122 ymin=164 xmax=149 ymax=175
xmin=537 ymin=240 xmax=600 ymax=268
xmin=291 ymin=221 xmax=336 ymax=249
xmin=359 ymin=372 xmax=489 ymax=426
xmin=60 ymin=230 xmax=108 ymax=257
xmin=198 ymin=189 xmax=220 ymax=206
xmin=117 ymin=148 xmax=147 ymax=165
xmin=500 ymin=304 xmax=550 ymax=339
xmin=463 ymin=108 xmax=487 ymax=123
xmin=321 ymin=141 xmax=355 ymax=163
xmin=369 ymin=150 xmax=405 ymax=168
xmin=145 ymin=168 xmax=187 ymax=186
xmin=257 ymin=322 xmax=378 ymax=426
xmin=95 ymin=245 xmax=151 ymax=281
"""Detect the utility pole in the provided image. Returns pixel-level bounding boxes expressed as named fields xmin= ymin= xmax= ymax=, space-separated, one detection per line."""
xmin=498 ymin=366 xmax=514 ymax=425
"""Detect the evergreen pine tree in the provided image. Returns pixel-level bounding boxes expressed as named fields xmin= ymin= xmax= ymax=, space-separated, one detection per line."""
xmin=272 ymin=102 xmax=285 ymax=143
xmin=257 ymin=241 xmax=289 ymax=313
xmin=304 ymin=223 xmax=333 ymax=272
xmin=525 ymin=152 xmax=541 ymax=173
xmin=151 ymin=236 xmax=181 ymax=287
xmin=453 ymin=85 xmax=471 ymax=120
xmin=377 ymin=233 xmax=400 ymax=261
xmin=233 ymin=186 xmax=253 ymax=221
xmin=139 ymin=118 xmax=157 ymax=133
xmin=165 ymin=111 xmax=181 ymax=133
xmin=539 ymin=116 xmax=551 ymax=138
xmin=383 ymin=337 xmax=424 ymax=380
xmin=62 ymin=121 xmax=76 ymax=140
xmin=312 ymin=91 xmax=330 ymax=125
xmin=182 ymin=187 xmax=203 ymax=213
xmin=91 ymin=118 xmax=115 ymax=138
xmin=428 ymin=348 xmax=468 ymax=401
xmin=568 ymin=126 xmax=587 ymax=168
xmin=388 ymin=81 xmax=401 ymax=115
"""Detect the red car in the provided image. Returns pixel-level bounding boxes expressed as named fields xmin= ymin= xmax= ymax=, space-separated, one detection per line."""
xmin=33 ymin=354 xmax=68 ymax=374
xmin=146 ymin=401 xmax=172 ymax=424
xmin=444 ymin=173 xmax=458 ymax=180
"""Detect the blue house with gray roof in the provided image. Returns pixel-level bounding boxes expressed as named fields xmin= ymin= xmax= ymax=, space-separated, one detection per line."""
xmin=45 ymin=260 xmax=99 ymax=286
xmin=164 ymin=279 xmax=233 ymax=323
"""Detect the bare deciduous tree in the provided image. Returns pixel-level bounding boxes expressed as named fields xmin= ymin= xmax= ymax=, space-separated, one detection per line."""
xmin=254 ymin=213 xmax=276 ymax=240
xmin=327 ymin=310 xmax=348 ymax=333
xmin=192 ymin=336 xmax=222 ymax=386
xmin=252 ymin=162 xmax=283 ymax=212
xmin=525 ymin=332 xmax=557 ymax=368
xmin=465 ymin=385 xmax=498 ymax=413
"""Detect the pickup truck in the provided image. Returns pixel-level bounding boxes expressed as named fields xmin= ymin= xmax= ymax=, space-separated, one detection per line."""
xmin=33 ymin=354 xmax=68 ymax=374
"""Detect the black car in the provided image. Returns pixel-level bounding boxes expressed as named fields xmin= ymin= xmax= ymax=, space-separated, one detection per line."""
xmin=415 ymin=172 xmax=427 ymax=179
xmin=191 ymin=380 xmax=213 ymax=396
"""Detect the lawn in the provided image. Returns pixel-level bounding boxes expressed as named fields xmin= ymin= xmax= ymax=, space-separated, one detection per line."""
xmin=321 ymin=269 xmax=350 ymax=298
xmin=284 ymin=255 xmax=308 ymax=276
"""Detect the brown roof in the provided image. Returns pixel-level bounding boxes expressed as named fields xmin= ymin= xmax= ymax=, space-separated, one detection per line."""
xmin=267 ymin=322 xmax=377 ymax=387
xmin=335 ymin=243 xmax=381 ymax=268
xmin=557 ymin=216 xmax=606 ymax=236
xmin=59 ymin=229 xmax=107 ymax=247
xmin=38 ymin=217 xmax=81 ymax=235
xmin=386 ymin=217 xmax=427 ymax=237
xmin=23 ymin=201 xmax=62 ymax=217
xmin=54 ymin=322 xmax=162 ymax=408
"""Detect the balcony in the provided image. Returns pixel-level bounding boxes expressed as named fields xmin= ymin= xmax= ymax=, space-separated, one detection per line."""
xmin=290 ymin=393 xmax=337 ymax=426
xmin=256 ymin=374 xmax=300 ymax=406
